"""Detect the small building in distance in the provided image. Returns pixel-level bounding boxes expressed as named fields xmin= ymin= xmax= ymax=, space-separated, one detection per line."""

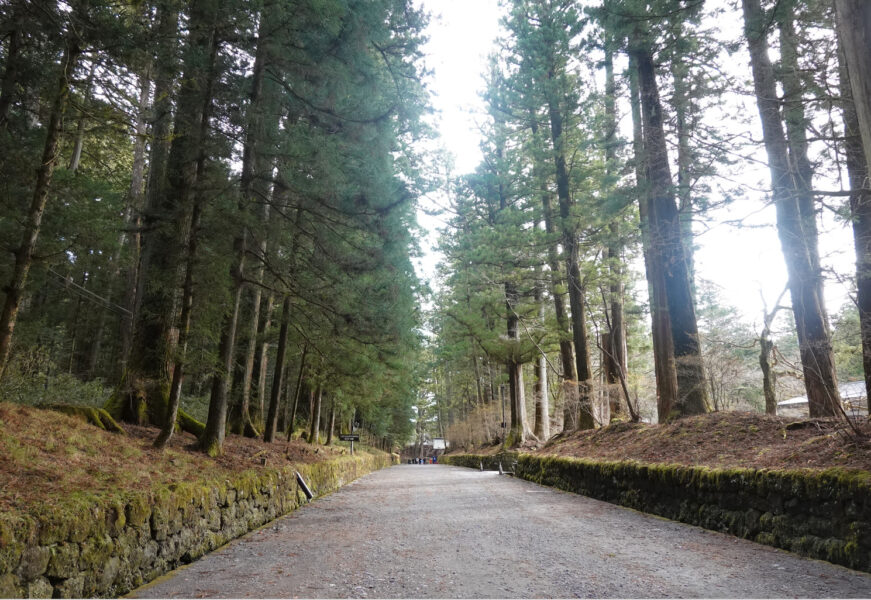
xmin=777 ymin=381 xmax=868 ymax=418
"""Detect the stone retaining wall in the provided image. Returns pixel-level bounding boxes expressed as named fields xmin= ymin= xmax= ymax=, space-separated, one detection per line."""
xmin=0 ymin=452 xmax=397 ymax=598
xmin=441 ymin=452 xmax=871 ymax=573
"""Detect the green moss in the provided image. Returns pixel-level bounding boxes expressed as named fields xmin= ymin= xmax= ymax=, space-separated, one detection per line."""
xmin=845 ymin=539 xmax=859 ymax=562
xmin=199 ymin=437 xmax=221 ymax=458
xmin=0 ymin=572 xmax=22 ymax=598
xmin=96 ymin=410 xmax=124 ymax=433
xmin=0 ymin=515 xmax=34 ymax=574
xmin=79 ymin=536 xmax=114 ymax=571
xmin=33 ymin=496 xmax=99 ymax=546
xmin=125 ymin=495 xmax=151 ymax=528
xmin=46 ymin=543 xmax=79 ymax=579
xmin=176 ymin=410 xmax=205 ymax=437
xmin=0 ymin=451 xmax=423 ymax=597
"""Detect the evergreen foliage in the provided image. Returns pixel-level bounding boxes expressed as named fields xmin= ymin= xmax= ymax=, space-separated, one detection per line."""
xmin=0 ymin=0 xmax=430 ymax=454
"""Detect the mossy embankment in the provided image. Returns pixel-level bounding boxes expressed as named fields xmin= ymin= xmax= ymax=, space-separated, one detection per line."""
xmin=0 ymin=403 xmax=397 ymax=598
xmin=442 ymin=451 xmax=871 ymax=573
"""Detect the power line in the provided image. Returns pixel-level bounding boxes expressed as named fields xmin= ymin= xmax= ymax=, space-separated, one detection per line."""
xmin=46 ymin=268 xmax=132 ymax=317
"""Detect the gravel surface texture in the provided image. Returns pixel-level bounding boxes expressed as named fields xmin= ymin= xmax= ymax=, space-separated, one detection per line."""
xmin=132 ymin=464 xmax=871 ymax=598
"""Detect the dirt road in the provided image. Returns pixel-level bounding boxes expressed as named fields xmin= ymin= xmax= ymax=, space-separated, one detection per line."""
xmin=132 ymin=464 xmax=871 ymax=598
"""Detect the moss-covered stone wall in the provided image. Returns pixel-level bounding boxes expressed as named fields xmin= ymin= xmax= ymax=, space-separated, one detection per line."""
xmin=0 ymin=452 xmax=397 ymax=598
xmin=441 ymin=452 xmax=871 ymax=573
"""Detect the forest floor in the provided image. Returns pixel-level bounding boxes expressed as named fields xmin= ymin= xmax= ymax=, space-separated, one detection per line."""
xmin=0 ymin=402 xmax=359 ymax=515
xmin=454 ymin=412 xmax=871 ymax=472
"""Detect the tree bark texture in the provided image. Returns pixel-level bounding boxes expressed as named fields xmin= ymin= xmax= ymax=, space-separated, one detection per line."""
xmin=777 ymin=8 xmax=824 ymax=305
xmin=309 ymin=385 xmax=322 ymax=445
xmin=287 ymin=345 xmax=307 ymax=440
xmin=838 ymin=36 xmax=871 ymax=412
xmin=533 ymin=280 xmax=550 ymax=440
xmin=629 ymin=54 xmax=678 ymax=422
xmin=743 ymin=0 xmax=840 ymax=417
xmin=546 ymin=98 xmax=594 ymax=429
xmin=201 ymin=0 xmax=290 ymax=453
xmin=760 ymin=331 xmax=777 ymax=415
xmin=264 ymin=295 xmax=290 ymax=443
xmin=115 ymin=0 xmax=189 ymax=426
xmin=326 ymin=397 xmax=335 ymax=445
xmin=531 ymin=119 xmax=576 ymax=390
xmin=603 ymin=46 xmax=628 ymax=420
xmin=155 ymin=39 xmax=219 ymax=448
xmin=118 ymin=3 xmax=179 ymax=384
xmin=835 ymin=0 xmax=871 ymax=178
xmin=67 ymin=62 xmax=95 ymax=173
xmin=239 ymin=4 xmax=282 ymax=431
xmin=505 ymin=282 xmax=528 ymax=444
xmin=632 ymin=43 xmax=709 ymax=421
xmin=669 ymin=27 xmax=697 ymax=299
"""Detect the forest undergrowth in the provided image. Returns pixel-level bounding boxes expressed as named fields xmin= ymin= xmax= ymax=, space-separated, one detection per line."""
xmin=0 ymin=403 xmax=370 ymax=515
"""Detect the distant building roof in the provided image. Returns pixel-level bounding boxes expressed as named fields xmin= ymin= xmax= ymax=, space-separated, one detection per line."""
xmin=778 ymin=381 xmax=867 ymax=406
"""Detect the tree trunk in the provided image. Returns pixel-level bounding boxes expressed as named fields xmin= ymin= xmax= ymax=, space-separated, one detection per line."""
xmin=531 ymin=115 xmax=578 ymax=431
xmin=201 ymin=0 xmax=287 ymax=454
xmin=279 ymin=362 xmax=291 ymax=432
xmin=472 ymin=353 xmax=492 ymax=442
xmin=254 ymin=294 xmax=274 ymax=426
xmin=505 ymin=283 xmax=527 ymax=445
xmin=632 ymin=43 xmax=709 ymax=421
xmin=264 ymin=296 xmax=290 ymax=442
xmin=66 ymin=272 xmax=88 ymax=375
xmin=743 ymin=0 xmax=840 ymax=417
xmin=546 ymin=97 xmax=594 ymax=430
xmin=533 ymin=347 xmax=549 ymax=440
xmin=154 ymin=39 xmax=218 ymax=448
xmin=0 ymin=20 xmax=83 ymax=380
xmin=68 ymin=62 xmax=95 ymax=173
xmin=309 ymin=385 xmax=322 ymax=445
xmin=778 ymin=8 xmax=824 ymax=306
xmin=629 ymin=54 xmax=678 ymax=422
xmin=154 ymin=191 xmax=203 ymax=448
xmin=669 ymin=33 xmax=696 ymax=299
xmin=108 ymin=0 xmax=185 ymax=424
xmin=326 ymin=397 xmax=335 ymax=445
xmin=90 ymin=70 xmax=150 ymax=383
xmin=531 ymin=118 xmax=576 ymax=395
xmin=118 ymin=17 xmax=174 ymax=384
xmin=237 ymin=0 xmax=283 ymax=432
xmin=287 ymin=345 xmax=307 ymax=440
xmin=604 ymin=46 xmax=627 ymax=420
xmin=237 ymin=283 xmax=264 ymax=433
xmin=838 ymin=36 xmax=871 ymax=412
xmin=760 ymin=330 xmax=776 ymax=416
xmin=201 ymin=260 xmax=242 ymax=455
xmin=835 ymin=0 xmax=871 ymax=179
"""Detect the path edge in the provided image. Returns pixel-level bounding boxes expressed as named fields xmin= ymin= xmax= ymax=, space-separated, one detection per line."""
xmin=0 ymin=452 xmax=399 ymax=598
xmin=441 ymin=452 xmax=871 ymax=573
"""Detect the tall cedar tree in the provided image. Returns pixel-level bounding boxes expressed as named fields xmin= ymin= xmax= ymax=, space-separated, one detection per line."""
xmin=742 ymin=0 xmax=840 ymax=416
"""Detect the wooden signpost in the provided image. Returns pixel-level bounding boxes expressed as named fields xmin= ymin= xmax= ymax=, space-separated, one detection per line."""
xmin=339 ymin=433 xmax=359 ymax=455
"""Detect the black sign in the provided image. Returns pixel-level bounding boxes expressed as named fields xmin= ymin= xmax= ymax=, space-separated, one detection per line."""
xmin=339 ymin=434 xmax=360 ymax=442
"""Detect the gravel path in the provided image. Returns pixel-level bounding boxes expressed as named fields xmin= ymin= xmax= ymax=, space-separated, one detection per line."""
xmin=132 ymin=464 xmax=871 ymax=598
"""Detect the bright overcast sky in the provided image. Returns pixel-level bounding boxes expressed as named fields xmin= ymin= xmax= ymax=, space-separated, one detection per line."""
xmin=414 ymin=0 xmax=854 ymax=331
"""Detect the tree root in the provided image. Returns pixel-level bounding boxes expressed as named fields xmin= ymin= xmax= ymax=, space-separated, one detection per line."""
xmin=41 ymin=404 xmax=125 ymax=433
xmin=177 ymin=408 xmax=205 ymax=437
xmin=242 ymin=418 xmax=261 ymax=439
